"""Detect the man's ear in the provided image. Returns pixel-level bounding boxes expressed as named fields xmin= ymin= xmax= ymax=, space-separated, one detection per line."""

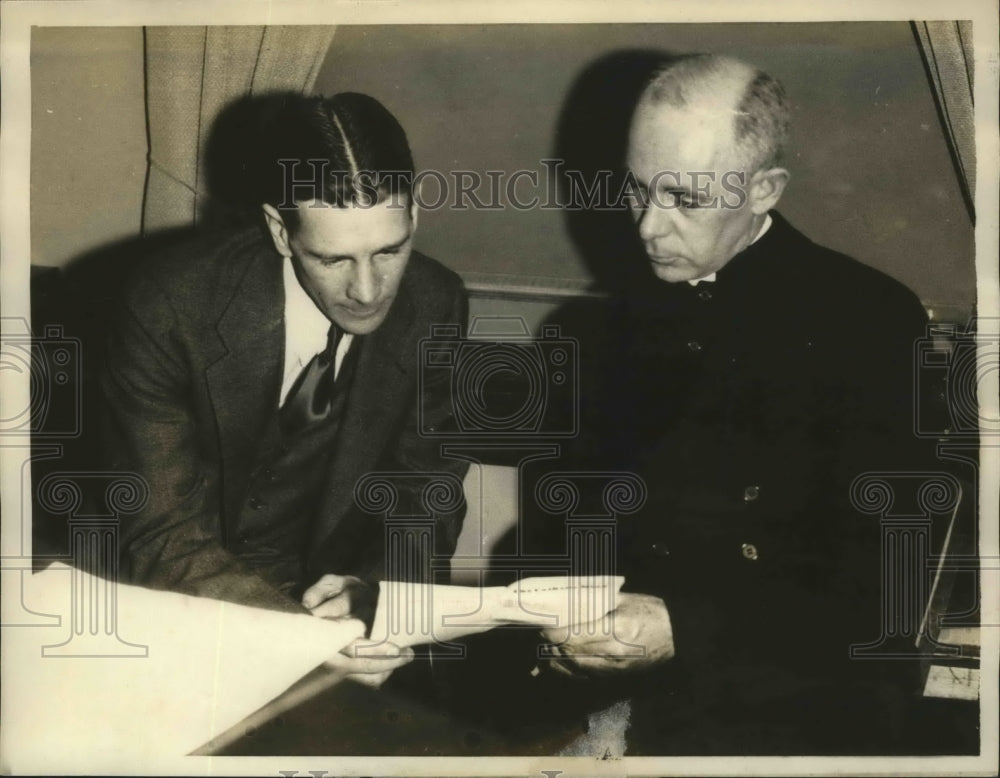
xmin=409 ymin=196 xmax=419 ymax=232
xmin=261 ymin=204 xmax=292 ymax=257
xmin=408 ymin=185 xmax=421 ymax=232
xmin=747 ymin=167 xmax=790 ymax=215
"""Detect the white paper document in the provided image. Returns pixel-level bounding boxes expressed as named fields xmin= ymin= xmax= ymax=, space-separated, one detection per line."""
xmin=2 ymin=563 xmax=363 ymax=772
xmin=365 ymin=575 xmax=625 ymax=649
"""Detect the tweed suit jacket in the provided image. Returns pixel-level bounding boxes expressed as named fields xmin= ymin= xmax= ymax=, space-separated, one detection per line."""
xmin=101 ymin=226 xmax=469 ymax=613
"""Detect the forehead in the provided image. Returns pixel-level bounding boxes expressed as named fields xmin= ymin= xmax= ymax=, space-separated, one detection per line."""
xmin=627 ymin=101 xmax=742 ymax=179
xmin=292 ymin=198 xmax=412 ymax=253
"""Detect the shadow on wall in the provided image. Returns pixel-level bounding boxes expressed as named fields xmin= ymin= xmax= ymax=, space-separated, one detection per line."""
xmin=32 ymin=227 xmax=200 ymax=557
xmin=471 ymin=51 xmax=680 ymax=579
xmin=56 ymin=88 xmax=301 ymax=312
xmin=473 ymin=49 xmax=681 ymax=506
xmin=51 ymin=88 xmax=302 ymax=378
xmin=33 ymin=91 xmax=305 ymax=557
xmin=553 ymin=48 xmax=675 ymax=295
xmin=200 ymin=90 xmax=306 ymax=230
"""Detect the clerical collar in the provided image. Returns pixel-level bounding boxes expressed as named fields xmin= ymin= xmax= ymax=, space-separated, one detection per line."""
xmin=687 ymin=213 xmax=773 ymax=286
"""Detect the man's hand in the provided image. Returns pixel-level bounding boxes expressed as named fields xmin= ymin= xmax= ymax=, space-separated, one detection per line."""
xmin=322 ymin=633 xmax=414 ymax=688
xmin=304 ymin=575 xmax=410 ymax=688
xmin=302 ymin=573 xmax=376 ymax=623
xmin=539 ymin=593 xmax=675 ymax=678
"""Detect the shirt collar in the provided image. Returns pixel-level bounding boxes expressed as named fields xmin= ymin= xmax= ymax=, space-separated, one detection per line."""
xmin=280 ymin=257 xmax=357 ymax=405
xmin=687 ymin=212 xmax=773 ymax=286
xmin=282 ymin=256 xmax=330 ymax=364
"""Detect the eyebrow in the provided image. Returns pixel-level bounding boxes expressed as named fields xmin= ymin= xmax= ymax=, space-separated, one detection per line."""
xmin=309 ymin=232 xmax=411 ymax=261
xmin=633 ymin=182 xmax=698 ymax=203
xmin=652 ymin=178 xmax=693 ymax=195
xmin=629 ymin=174 xmax=692 ymax=196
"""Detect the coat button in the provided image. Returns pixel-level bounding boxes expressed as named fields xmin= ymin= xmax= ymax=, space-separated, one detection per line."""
xmin=698 ymin=288 xmax=713 ymax=301
xmin=686 ymin=340 xmax=703 ymax=353
xmin=650 ymin=542 xmax=671 ymax=558
xmin=741 ymin=543 xmax=759 ymax=561
xmin=743 ymin=485 xmax=760 ymax=502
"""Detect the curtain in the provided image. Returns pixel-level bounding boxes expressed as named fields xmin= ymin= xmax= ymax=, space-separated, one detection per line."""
xmin=141 ymin=26 xmax=336 ymax=233
xmin=912 ymin=21 xmax=975 ymax=224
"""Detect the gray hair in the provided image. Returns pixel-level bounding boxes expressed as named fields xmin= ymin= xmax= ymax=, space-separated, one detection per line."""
xmin=642 ymin=54 xmax=790 ymax=171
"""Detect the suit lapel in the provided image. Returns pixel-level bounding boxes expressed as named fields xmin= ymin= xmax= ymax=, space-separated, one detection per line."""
xmin=311 ymin=282 xmax=417 ymax=545
xmin=203 ymin=239 xmax=421 ymax=550
xmin=205 ymin=242 xmax=284 ymax=521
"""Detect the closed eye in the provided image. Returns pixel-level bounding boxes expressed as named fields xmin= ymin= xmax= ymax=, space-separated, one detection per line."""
xmin=656 ymin=188 xmax=690 ymax=207
xmin=374 ymin=236 xmax=410 ymax=256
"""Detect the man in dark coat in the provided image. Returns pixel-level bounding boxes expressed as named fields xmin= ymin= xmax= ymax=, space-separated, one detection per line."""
xmin=101 ymin=93 xmax=468 ymax=682
xmin=537 ymin=54 xmax=939 ymax=753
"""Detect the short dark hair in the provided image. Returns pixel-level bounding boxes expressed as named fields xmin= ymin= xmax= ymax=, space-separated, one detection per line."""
xmin=262 ymin=92 xmax=415 ymax=228
xmin=643 ymin=54 xmax=790 ymax=171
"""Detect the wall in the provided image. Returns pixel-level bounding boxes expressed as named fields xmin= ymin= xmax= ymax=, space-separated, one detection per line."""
xmin=30 ymin=23 xmax=976 ymax=320
xmin=31 ymin=27 xmax=146 ymax=268
xmin=316 ymin=22 xmax=975 ymax=319
xmin=24 ymin=22 xmax=981 ymax=584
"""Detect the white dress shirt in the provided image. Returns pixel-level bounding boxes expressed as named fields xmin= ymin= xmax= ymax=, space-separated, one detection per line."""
xmin=279 ymin=257 xmax=354 ymax=406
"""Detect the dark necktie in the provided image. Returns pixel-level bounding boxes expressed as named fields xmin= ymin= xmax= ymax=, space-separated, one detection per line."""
xmin=280 ymin=324 xmax=344 ymax=433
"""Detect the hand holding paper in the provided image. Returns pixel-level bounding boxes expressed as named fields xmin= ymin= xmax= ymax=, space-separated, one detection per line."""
xmin=302 ymin=573 xmax=408 ymax=686
xmin=303 ymin=572 xmax=378 ymax=623
xmin=362 ymin=575 xmax=626 ymax=650
xmin=323 ymin=636 xmax=414 ymax=688
xmin=540 ymin=592 xmax=674 ymax=677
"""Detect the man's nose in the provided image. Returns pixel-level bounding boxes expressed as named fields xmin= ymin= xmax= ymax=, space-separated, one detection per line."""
xmin=637 ymin=201 xmax=673 ymax=243
xmin=348 ymin=260 xmax=379 ymax=305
